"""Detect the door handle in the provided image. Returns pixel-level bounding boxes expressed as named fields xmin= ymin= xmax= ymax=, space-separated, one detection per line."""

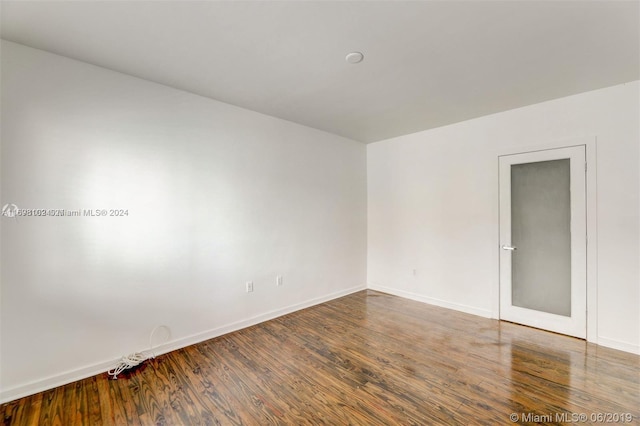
xmin=501 ymin=245 xmax=517 ymax=251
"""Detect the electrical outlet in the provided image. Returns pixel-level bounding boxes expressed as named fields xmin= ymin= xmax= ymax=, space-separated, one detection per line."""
xmin=276 ymin=275 xmax=283 ymax=286
xmin=246 ymin=281 xmax=254 ymax=293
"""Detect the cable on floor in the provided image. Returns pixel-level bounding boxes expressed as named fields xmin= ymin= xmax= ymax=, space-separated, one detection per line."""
xmin=107 ymin=325 xmax=171 ymax=379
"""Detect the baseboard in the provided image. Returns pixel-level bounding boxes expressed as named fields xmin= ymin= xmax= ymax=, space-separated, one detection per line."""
xmin=596 ymin=336 xmax=640 ymax=355
xmin=148 ymin=284 xmax=366 ymax=358
xmin=368 ymin=284 xmax=640 ymax=356
xmin=0 ymin=358 xmax=118 ymax=405
xmin=367 ymin=283 xmax=493 ymax=318
xmin=0 ymin=284 xmax=366 ymax=404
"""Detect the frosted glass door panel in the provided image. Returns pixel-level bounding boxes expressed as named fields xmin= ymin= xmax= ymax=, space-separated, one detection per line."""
xmin=511 ymin=160 xmax=571 ymax=316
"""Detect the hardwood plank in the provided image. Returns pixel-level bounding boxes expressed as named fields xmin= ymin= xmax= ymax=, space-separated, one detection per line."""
xmin=95 ymin=375 xmax=115 ymax=426
xmin=175 ymin=345 xmax=255 ymax=425
xmin=62 ymin=381 xmax=85 ymax=425
xmin=2 ymin=290 xmax=639 ymax=425
xmin=2 ymin=393 xmax=42 ymax=426
xmin=138 ymin=356 xmax=185 ymax=425
xmin=106 ymin=374 xmax=142 ymax=425
xmin=38 ymin=386 xmax=65 ymax=426
xmin=83 ymin=376 xmax=103 ymax=425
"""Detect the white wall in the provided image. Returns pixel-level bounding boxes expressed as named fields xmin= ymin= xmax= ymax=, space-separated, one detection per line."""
xmin=368 ymin=81 xmax=640 ymax=354
xmin=0 ymin=41 xmax=367 ymax=402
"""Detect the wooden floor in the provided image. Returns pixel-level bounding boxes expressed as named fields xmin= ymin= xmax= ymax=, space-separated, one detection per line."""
xmin=3 ymin=290 xmax=639 ymax=425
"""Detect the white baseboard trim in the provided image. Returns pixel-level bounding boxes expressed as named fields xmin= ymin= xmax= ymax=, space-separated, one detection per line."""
xmin=0 ymin=284 xmax=366 ymax=404
xmin=368 ymin=284 xmax=640 ymax=356
xmin=368 ymin=283 xmax=493 ymax=319
xmin=150 ymin=284 xmax=366 ymax=358
xmin=0 ymin=358 xmax=118 ymax=405
xmin=596 ymin=336 xmax=640 ymax=355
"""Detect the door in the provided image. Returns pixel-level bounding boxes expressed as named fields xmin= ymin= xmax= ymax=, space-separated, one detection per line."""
xmin=499 ymin=146 xmax=586 ymax=338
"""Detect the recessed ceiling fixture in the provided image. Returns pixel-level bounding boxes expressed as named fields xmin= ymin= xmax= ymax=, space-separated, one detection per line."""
xmin=345 ymin=51 xmax=364 ymax=64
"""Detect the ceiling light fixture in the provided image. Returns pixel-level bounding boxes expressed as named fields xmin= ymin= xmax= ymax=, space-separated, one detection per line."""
xmin=345 ymin=51 xmax=364 ymax=64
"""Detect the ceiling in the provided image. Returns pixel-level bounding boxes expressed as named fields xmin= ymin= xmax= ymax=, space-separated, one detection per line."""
xmin=1 ymin=1 xmax=638 ymax=143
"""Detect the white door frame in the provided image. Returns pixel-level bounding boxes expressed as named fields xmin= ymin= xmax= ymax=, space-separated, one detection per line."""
xmin=494 ymin=136 xmax=597 ymax=342
xmin=500 ymin=146 xmax=586 ymax=337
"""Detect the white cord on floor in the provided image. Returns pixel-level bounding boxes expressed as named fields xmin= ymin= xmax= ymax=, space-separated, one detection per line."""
xmin=108 ymin=325 xmax=171 ymax=380
xmin=107 ymin=352 xmax=148 ymax=379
